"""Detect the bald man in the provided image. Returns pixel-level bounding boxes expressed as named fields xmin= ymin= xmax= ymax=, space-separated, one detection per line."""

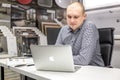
xmin=55 ymin=2 xmax=104 ymax=66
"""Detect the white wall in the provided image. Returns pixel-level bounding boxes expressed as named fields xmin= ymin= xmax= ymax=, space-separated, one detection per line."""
xmin=87 ymin=11 xmax=120 ymax=35
xmin=111 ymin=40 xmax=120 ymax=68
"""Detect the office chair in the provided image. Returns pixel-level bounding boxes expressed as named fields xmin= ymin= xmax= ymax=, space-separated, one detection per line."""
xmin=46 ymin=27 xmax=61 ymax=45
xmin=98 ymin=28 xmax=114 ymax=67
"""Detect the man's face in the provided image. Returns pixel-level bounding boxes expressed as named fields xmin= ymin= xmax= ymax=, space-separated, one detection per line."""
xmin=66 ymin=7 xmax=86 ymax=31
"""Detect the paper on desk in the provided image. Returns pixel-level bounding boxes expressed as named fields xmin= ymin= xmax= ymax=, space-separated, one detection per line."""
xmin=0 ymin=54 xmax=16 ymax=59
xmin=6 ymin=58 xmax=34 ymax=67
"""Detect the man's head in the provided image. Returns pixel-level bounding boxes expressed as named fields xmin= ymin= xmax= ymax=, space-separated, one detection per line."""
xmin=66 ymin=2 xmax=86 ymax=31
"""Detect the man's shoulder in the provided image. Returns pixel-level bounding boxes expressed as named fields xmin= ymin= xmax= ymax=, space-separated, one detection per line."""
xmin=83 ymin=20 xmax=97 ymax=29
xmin=82 ymin=20 xmax=98 ymax=33
xmin=84 ymin=20 xmax=96 ymax=26
xmin=61 ymin=25 xmax=69 ymax=31
xmin=62 ymin=25 xmax=69 ymax=28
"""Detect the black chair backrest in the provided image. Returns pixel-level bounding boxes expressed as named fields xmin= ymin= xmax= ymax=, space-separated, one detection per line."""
xmin=46 ymin=27 xmax=61 ymax=45
xmin=98 ymin=28 xmax=114 ymax=66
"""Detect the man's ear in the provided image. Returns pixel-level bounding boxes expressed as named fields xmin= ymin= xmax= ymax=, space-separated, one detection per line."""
xmin=83 ymin=13 xmax=87 ymax=19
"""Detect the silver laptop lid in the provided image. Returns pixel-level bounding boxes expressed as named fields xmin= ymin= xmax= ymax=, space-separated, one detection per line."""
xmin=30 ymin=45 xmax=75 ymax=72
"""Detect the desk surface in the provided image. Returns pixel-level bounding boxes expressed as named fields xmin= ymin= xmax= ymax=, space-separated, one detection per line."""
xmin=0 ymin=58 xmax=120 ymax=80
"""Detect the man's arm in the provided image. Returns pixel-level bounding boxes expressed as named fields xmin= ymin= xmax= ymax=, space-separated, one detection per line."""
xmin=73 ymin=24 xmax=99 ymax=65
xmin=55 ymin=27 xmax=63 ymax=45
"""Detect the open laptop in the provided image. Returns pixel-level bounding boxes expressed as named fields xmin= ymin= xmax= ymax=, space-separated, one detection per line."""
xmin=30 ymin=45 xmax=79 ymax=72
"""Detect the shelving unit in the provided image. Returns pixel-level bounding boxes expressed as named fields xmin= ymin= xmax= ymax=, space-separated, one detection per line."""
xmin=11 ymin=5 xmax=26 ymax=27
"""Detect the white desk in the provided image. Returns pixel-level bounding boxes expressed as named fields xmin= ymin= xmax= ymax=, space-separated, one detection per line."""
xmin=0 ymin=58 xmax=120 ymax=80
